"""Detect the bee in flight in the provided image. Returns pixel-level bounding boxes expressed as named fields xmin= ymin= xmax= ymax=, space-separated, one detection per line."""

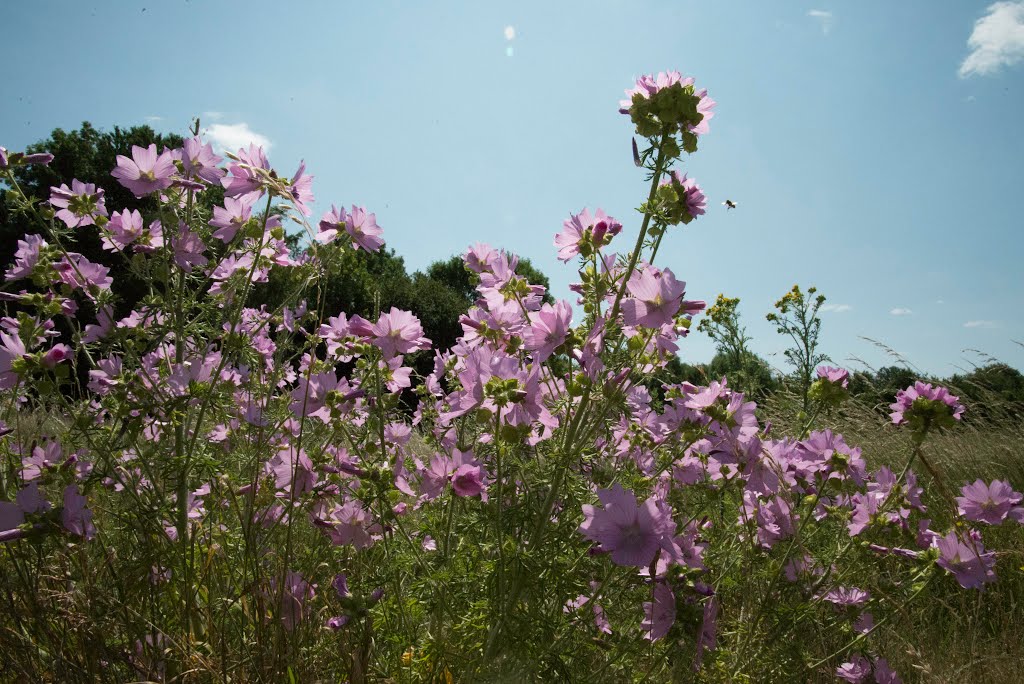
xmin=722 ymin=199 xmax=737 ymax=210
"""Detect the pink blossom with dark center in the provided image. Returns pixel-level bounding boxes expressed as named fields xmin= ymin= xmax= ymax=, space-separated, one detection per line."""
xmin=41 ymin=343 xmax=72 ymax=369
xmin=111 ymin=144 xmax=175 ymax=197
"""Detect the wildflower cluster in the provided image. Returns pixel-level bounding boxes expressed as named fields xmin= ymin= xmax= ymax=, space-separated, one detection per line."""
xmin=0 ymin=73 xmax=1018 ymax=683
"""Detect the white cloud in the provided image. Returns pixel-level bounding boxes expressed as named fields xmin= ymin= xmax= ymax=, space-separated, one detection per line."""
xmin=504 ymin=25 xmax=516 ymax=41
xmin=202 ymin=111 xmax=225 ymax=122
xmin=145 ymin=115 xmax=163 ymax=123
xmin=964 ymin=320 xmax=999 ymax=328
xmin=820 ymin=303 xmax=851 ymax=313
xmin=936 ymin=299 xmax=945 ymax=304
xmin=959 ymin=1 xmax=1024 ymax=77
xmin=807 ymin=9 xmax=835 ymax=35
xmin=202 ymin=122 xmax=272 ymax=153
xmin=890 ymin=308 xmax=913 ymax=316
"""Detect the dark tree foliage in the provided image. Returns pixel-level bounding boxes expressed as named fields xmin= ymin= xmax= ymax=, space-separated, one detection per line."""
xmin=706 ymin=350 xmax=779 ymax=398
xmin=947 ymin=363 xmax=1024 ymax=418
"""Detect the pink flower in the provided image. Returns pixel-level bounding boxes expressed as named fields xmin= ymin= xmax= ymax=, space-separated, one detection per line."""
xmin=890 ymin=381 xmax=964 ymax=428
xmin=660 ymin=171 xmax=706 ymax=222
xmin=49 ymin=180 xmax=107 ymax=228
xmin=0 ymin=332 xmax=27 ymax=390
xmin=274 ymin=570 xmax=314 ymax=631
xmin=934 ymin=530 xmax=996 ymax=589
xmin=103 ymin=209 xmax=144 ymax=251
xmin=821 ymin=586 xmax=869 ymax=607
xmin=451 ymin=463 xmax=486 ymax=497
xmin=463 ymin=243 xmax=499 ymax=273
xmin=619 ymin=71 xmax=716 ymax=136
xmin=578 ymin=483 xmax=676 ymax=567
xmin=523 ymin=300 xmax=572 ymax=361
xmin=210 ymin=197 xmax=254 ymax=243
xmin=41 ymin=343 xmax=72 ymax=369
xmin=181 ymin=137 xmax=224 ymax=185
xmin=62 ymin=485 xmax=95 ymax=539
xmin=345 ymin=205 xmax=384 ymax=252
xmin=641 ymin=582 xmax=676 ymax=641
xmin=694 ymin=596 xmax=719 ymax=670
xmin=554 ymin=208 xmax=622 ymax=262
xmin=836 ymin=655 xmax=871 ymax=683
xmin=5 ymin=234 xmax=46 ymax=281
xmin=171 ymin=226 xmax=208 ymax=272
xmin=222 ymin=144 xmax=271 ymax=199
xmin=956 ymin=479 xmax=1023 ymax=525
xmin=0 ymin=147 xmax=53 ymax=169
xmin=621 ymin=266 xmax=688 ymax=328
xmin=55 ymin=253 xmax=113 ymax=298
xmin=111 ymin=144 xmax=175 ymax=197
xmin=816 ymin=365 xmax=850 ymax=388
xmin=872 ymin=658 xmax=902 ymax=684
xmin=286 ymin=161 xmax=314 ymax=216
xmin=360 ymin=308 xmax=431 ymax=359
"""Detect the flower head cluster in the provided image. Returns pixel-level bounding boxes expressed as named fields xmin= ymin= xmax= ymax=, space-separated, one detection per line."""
xmin=619 ymin=71 xmax=716 ymax=141
xmin=890 ymin=381 xmax=964 ymax=432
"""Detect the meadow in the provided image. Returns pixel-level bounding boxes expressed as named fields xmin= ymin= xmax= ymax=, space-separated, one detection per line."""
xmin=0 ymin=71 xmax=1021 ymax=683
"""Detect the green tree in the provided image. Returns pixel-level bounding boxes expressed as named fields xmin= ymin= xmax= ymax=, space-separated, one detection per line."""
xmin=765 ymin=284 xmax=828 ymax=413
xmin=696 ymin=294 xmax=777 ymax=396
xmin=697 ymin=294 xmax=752 ymax=368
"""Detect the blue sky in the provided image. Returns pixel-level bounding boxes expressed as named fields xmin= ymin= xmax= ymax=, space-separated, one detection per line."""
xmin=2 ymin=1 xmax=1022 ymax=376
